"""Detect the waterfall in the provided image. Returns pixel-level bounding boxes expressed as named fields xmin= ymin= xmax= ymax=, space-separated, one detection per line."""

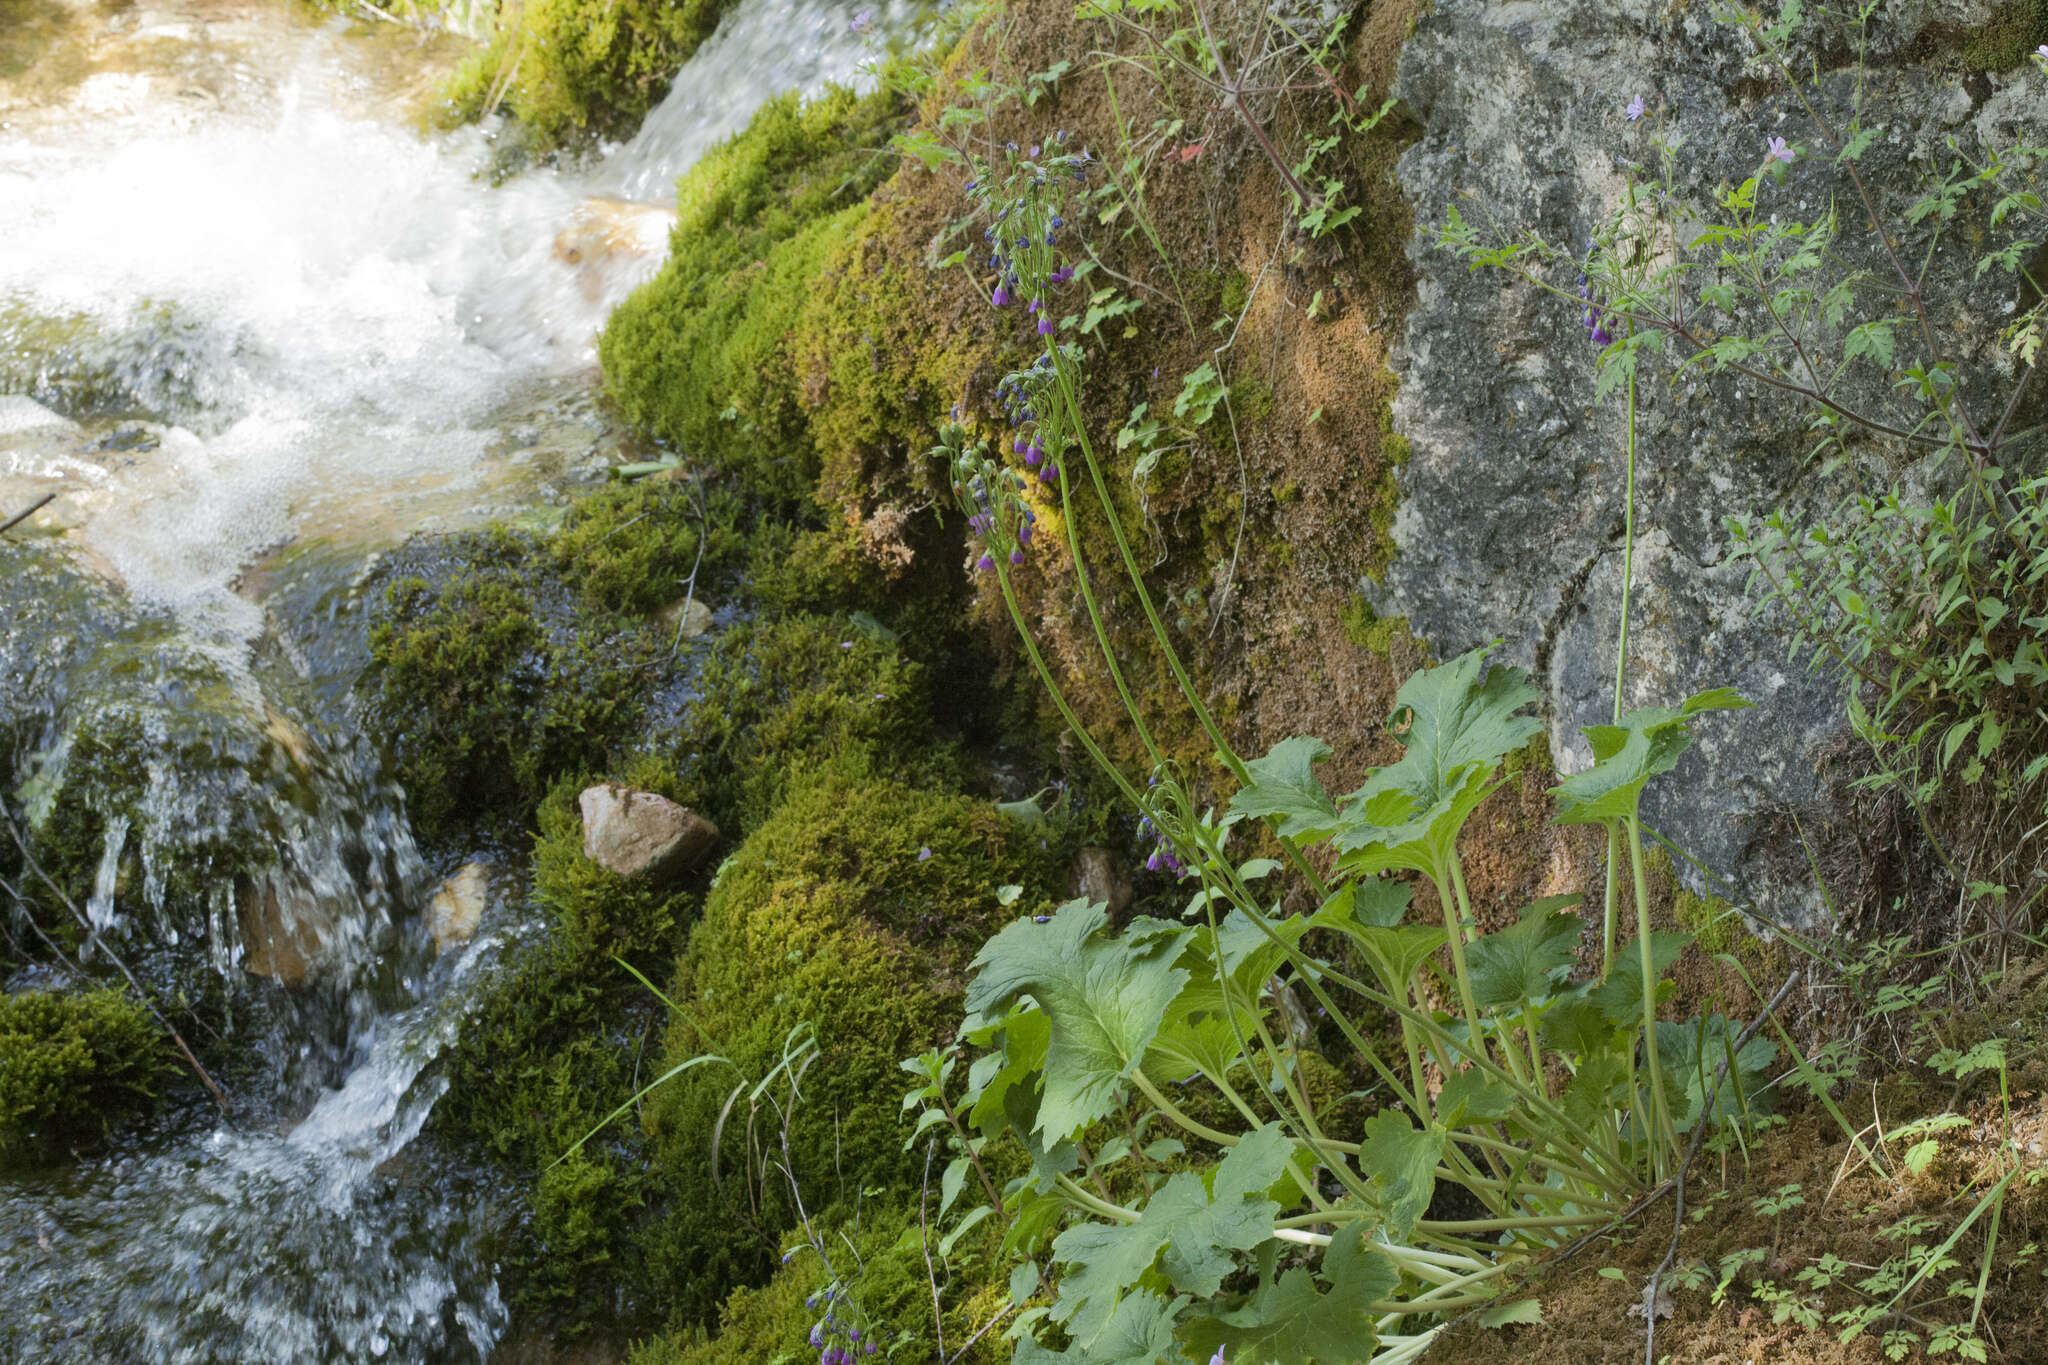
xmin=0 ymin=0 xmax=912 ymax=1357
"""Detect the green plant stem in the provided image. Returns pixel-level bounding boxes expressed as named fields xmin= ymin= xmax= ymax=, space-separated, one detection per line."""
xmin=1627 ymin=814 xmax=1678 ymax=1171
xmin=990 ymin=557 xmax=1146 ymax=811
xmin=1601 ymin=824 xmax=1622 ymax=983
xmin=1051 ymin=463 xmax=1169 ymax=770
xmin=1433 ymin=865 xmax=1490 ymax=1067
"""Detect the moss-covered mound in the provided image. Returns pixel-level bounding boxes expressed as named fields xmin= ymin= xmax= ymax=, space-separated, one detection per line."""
xmin=363 ymin=526 xmax=662 ymax=840
xmin=0 ymin=988 xmax=168 ymax=1166
xmin=601 ymin=84 xmax=918 ymax=507
xmin=640 ymin=774 xmax=1063 ymax=1323
xmin=440 ymin=0 xmax=743 ymax=148
xmin=668 ymin=610 xmax=959 ymax=832
xmin=629 ymin=1205 xmax=1014 ymax=1365
xmin=432 ymin=762 xmax=698 ymax=1330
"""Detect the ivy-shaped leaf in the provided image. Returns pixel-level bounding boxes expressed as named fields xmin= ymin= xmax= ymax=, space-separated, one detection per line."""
xmin=1332 ymin=645 xmax=1541 ymax=879
xmin=1465 ymin=895 xmax=1584 ymax=1010
xmin=964 ymin=899 xmax=1193 ymax=1139
xmin=1017 ymin=1290 xmax=1186 ymax=1365
xmin=1587 ymin=930 xmax=1692 ymax=1028
xmin=1047 ymin=1125 xmax=1296 ymax=1345
xmin=1552 ymin=689 xmax=1750 ymax=828
xmin=1655 ymin=1016 xmax=1777 ymax=1133
xmin=1230 ymin=736 xmax=1341 ymax=840
xmin=1358 ymin=1110 xmax=1446 ymax=1242
xmin=1181 ymin=1223 xmax=1395 ymax=1365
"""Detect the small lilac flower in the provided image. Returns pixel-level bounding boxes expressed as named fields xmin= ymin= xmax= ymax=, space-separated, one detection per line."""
xmin=810 ymin=1325 xmax=824 ymax=1347
xmin=1037 ymin=317 xmax=1055 ymax=336
xmin=848 ymin=1329 xmax=861 ymax=1343
xmin=1012 ymin=437 xmax=1027 ymax=454
xmin=1025 ymin=441 xmax=1043 ymax=465
xmin=1010 ymin=547 xmax=1025 ymax=565
xmin=1765 ymin=135 xmax=1793 ymax=164
xmin=976 ymin=552 xmax=996 ymax=572
xmin=1017 ymin=523 xmax=1034 ymax=546
xmin=918 ymin=846 xmax=932 ymax=861
xmin=991 ymin=283 xmax=1012 ymax=307
xmin=1039 ymin=463 xmax=1058 ymax=483
xmin=849 ymin=7 xmax=873 ymax=32
xmin=1026 ymin=296 xmax=1040 ymax=313
xmin=1210 ymin=1350 xmax=1228 ymax=1365
xmin=1033 ymin=914 xmax=1052 ymax=924
xmin=1625 ymin=94 xmax=1645 ymax=121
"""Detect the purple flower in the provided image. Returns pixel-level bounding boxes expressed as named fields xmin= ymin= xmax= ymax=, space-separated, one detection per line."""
xmin=991 ymin=284 xmax=1012 ymax=307
xmin=918 ymin=846 xmax=932 ymax=861
xmin=976 ymin=553 xmax=996 ymax=572
xmin=810 ymin=1326 xmax=824 ymax=1348
xmin=1025 ymin=441 xmax=1043 ymax=465
xmin=849 ymin=7 xmax=873 ymax=32
xmin=1039 ymin=463 xmax=1058 ymax=483
xmin=1037 ymin=317 xmax=1055 ymax=336
xmin=1017 ymin=522 xmax=1033 ymax=545
xmin=1625 ymin=94 xmax=1645 ymax=121
xmin=1010 ymin=547 xmax=1025 ymax=565
xmin=1033 ymin=914 xmax=1052 ymax=923
xmin=1765 ymin=135 xmax=1793 ymax=164
xmin=1210 ymin=1351 xmax=1228 ymax=1365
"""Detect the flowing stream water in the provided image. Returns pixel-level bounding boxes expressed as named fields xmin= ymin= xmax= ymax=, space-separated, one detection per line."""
xmin=0 ymin=0 xmax=895 ymax=1357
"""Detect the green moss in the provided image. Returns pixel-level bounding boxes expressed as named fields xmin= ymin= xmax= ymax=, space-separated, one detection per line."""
xmin=1962 ymin=0 xmax=2048 ymax=69
xmin=441 ymin=0 xmax=743 ymax=146
xmin=0 ymin=988 xmax=168 ymax=1166
xmin=672 ymin=611 xmax=955 ymax=832
xmin=1225 ymin=377 xmax=1274 ymax=426
xmin=787 ymin=200 xmax=994 ymax=511
xmin=433 ymin=768 xmax=701 ymax=1333
xmin=601 ymin=85 xmax=913 ymax=508
xmin=549 ymin=477 xmax=749 ymax=617
xmin=1337 ymin=594 xmax=1413 ymax=656
xmin=364 ymin=530 xmax=656 ymax=840
xmin=640 ymin=775 xmax=1063 ymax=1324
xmin=629 ymin=1206 xmax=1015 ymax=1365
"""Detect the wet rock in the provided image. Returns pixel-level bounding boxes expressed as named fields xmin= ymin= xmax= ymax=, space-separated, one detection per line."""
xmin=1068 ymin=847 xmax=1131 ymax=917
xmin=551 ymin=197 xmax=676 ymax=304
xmin=579 ymin=783 xmax=717 ymax=885
xmin=238 ymin=878 xmax=331 ymax=986
xmin=427 ymin=861 xmax=490 ymax=953
xmin=653 ymin=594 xmax=712 ymax=641
xmin=1384 ymin=0 xmax=2016 ymax=926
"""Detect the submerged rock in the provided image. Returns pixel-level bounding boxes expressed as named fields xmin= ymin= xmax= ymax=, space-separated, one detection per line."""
xmin=426 ymin=862 xmax=491 ymax=953
xmin=578 ymin=783 xmax=717 ymax=885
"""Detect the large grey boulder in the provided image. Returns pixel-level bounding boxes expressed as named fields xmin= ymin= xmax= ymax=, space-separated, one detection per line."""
xmin=579 ymin=783 xmax=718 ymax=885
xmin=1383 ymin=0 xmax=2025 ymax=927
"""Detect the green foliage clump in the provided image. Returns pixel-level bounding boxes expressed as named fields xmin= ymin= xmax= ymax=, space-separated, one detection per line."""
xmin=364 ymin=531 xmax=655 ymax=840
xmin=441 ymin=0 xmax=742 ymax=146
xmin=433 ymin=765 xmax=699 ymax=1332
xmin=0 ymin=988 xmax=167 ymax=1166
xmin=602 ymin=84 xmax=911 ymax=507
xmin=1961 ymin=0 xmax=2048 ymax=69
xmin=640 ymin=776 xmax=1063 ymax=1324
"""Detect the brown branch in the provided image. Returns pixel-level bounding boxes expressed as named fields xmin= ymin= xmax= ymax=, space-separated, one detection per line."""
xmin=0 ymin=492 xmax=56 ymax=537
